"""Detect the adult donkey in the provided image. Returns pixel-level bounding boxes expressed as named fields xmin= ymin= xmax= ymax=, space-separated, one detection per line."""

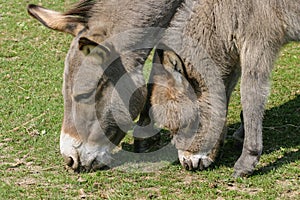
xmin=141 ymin=0 xmax=300 ymax=177
xmin=27 ymin=0 xmax=184 ymax=171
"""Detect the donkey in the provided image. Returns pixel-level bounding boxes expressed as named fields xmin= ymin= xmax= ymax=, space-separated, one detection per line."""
xmin=28 ymin=0 xmax=299 ymax=177
xmin=27 ymin=0 xmax=184 ymax=171
xmin=139 ymin=0 xmax=300 ymax=177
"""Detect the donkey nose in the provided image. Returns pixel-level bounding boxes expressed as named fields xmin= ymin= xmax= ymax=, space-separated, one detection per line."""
xmin=63 ymin=155 xmax=79 ymax=170
xmin=64 ymin=157 xmax=74 ymax=167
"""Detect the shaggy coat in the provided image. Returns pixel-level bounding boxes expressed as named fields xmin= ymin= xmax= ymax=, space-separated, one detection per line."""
xmin=28 ymin=0 xmax=184 ymax=171
xmin=28 ymin=0 xmax=299 ymax=177
xmin=139 ymin=0 xmax=300 ymax=176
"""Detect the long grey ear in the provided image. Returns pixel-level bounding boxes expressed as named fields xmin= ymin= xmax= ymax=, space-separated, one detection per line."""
xmin=27 ymin=4 xmax=86 ymax=36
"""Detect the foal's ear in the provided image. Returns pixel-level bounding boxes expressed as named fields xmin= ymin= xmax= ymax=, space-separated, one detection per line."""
xmin=161 ymin=50 xmax=185 ymax=75
xmin=153 ymin=49 xmax=186 ymax=86
xmin=27 ymin=4 xmax=85 ymax=36
xmin=78 ymin=37 xmax=99 ymax=56
xmin=154 ymin=49 xmax=185 ymax=75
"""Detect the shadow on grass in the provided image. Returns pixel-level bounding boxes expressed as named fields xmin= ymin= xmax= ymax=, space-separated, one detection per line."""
xmin=113 ymin=96 xmax=299 ymax=174
xmin=111 ymin=130 xmax=179 ymax=171
xmin=219 ymin=95 xmax=300 ymax=175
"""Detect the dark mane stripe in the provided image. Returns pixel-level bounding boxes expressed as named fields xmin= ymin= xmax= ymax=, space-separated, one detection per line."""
xmin=64 ymin=0 xmax=96 ymax=23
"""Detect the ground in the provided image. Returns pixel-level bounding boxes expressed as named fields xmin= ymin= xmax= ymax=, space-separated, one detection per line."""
xmin=0 ymin=1 xmax=299 ymax=199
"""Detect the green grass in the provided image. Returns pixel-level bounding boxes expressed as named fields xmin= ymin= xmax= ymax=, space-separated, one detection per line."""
xmin=1 ymin=1 xmax=299 ymax=199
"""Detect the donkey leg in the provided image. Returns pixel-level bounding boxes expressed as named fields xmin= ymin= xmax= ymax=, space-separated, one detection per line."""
xmin=133 ymin=51 xmax=164 ymax=153
xmin=133 ymin=83 xmax=161 ymax=153
xmin=233 ymin=111 xmax=245 ymax=143
xmin=233 ymin=46 xmax=275 ymax=177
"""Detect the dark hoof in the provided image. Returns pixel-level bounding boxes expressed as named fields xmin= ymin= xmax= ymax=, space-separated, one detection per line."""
xmin=134 ymin=133 xmax=161 ymax=153
xmin=232 ymin=169 xmax=251 ymax=178
xmin=233 ymin=161 xmax=255 ymax=178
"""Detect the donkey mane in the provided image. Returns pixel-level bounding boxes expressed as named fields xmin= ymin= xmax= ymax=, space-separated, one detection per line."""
xmin=64 ymin=0 xmax=96 ymax=24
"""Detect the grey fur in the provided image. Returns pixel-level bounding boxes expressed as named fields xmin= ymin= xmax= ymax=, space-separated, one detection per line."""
xmin=27 ymin=0 xmax=300 ymax=177
xmin=28 ymin=0 xmax=184 ymax=171
xmin=141 ymin=0 xmax=300 ymax=177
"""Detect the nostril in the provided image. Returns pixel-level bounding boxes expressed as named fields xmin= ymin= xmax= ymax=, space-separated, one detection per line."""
xmin=64 ymin=157 xmax=74 ymax=167
xmin=184 ymin=163 xmax=190 ymax=170
xmin=183 ymin=158 xmax=193 ymax=171
xmin=198 ymin=159 xmax=204 ymax=170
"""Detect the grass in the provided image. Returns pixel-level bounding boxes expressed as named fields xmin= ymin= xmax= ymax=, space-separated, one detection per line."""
xmin=1 ymin=0 xmax=299 ymax=199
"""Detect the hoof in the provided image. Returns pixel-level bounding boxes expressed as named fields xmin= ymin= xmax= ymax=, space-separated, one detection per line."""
xmin=233 ymin=156 xmax=257 ymax=178
xmin=232 ymin=168 xmax=252 ymax=178
xmin=134 ymin=133 xmax=161 ymax=153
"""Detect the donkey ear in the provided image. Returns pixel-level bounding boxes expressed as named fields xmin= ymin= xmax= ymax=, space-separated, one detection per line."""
xmin=73 ymin=38 xmax=113 ymax=103
xmin=78 ymin=37 xmax=99 ymax=56
xmin=161 ymin=50 xmax=185 ymax=75
xmin=27 ymin=4 xmax=85 ymax=36
xmin=78 ymin=37 xmax=111 ymax=60
xmin=152 ymin=49 xmax=186 ymax=86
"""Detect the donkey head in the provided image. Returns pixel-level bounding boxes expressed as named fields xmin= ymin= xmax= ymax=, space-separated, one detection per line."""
xmin=28 ymin=3 xmax=148 ymax=171
xmin=149 ymin=48 xmax=227 ymax=171
xmin=150 ymin=49 xmax=199 ymax=135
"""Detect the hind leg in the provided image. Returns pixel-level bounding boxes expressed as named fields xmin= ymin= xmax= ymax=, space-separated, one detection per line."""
xmin=233 ymin=111 xmax=245 ymax=143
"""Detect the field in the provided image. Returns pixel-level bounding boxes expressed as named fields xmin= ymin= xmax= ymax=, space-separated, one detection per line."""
xmin=1 ymin=1 xmax=299 ymax=199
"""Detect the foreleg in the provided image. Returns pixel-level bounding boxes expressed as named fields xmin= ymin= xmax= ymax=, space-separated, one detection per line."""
xmin=133 ymin=51 xmax=163 ymax=153
xmin=233 ymin=44 xmax=278 ymax=177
